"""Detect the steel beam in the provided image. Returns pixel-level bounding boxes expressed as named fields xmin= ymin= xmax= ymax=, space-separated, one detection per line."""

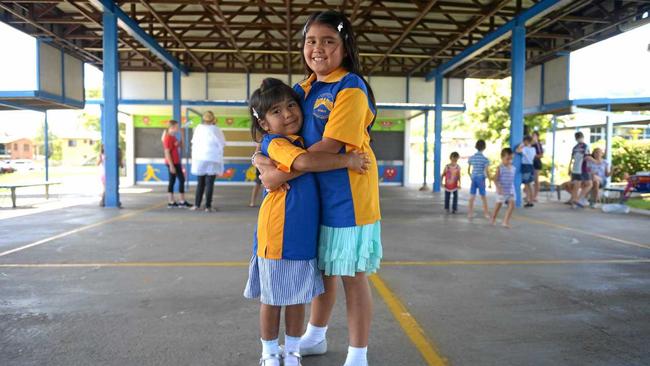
xmin=510 ymin=21 xmax=525 ymax=208
xmin=102 ymin=9 xmax=120 ymax=208
xmin=433 ymin=73 xmax=443 ymax=192
xmin=425 ymin=0 xmax=565 ymax=80
xmin=92 ymin=0 xmax=187 ymax=74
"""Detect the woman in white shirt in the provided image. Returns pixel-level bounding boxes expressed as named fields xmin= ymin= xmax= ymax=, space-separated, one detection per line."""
xmin=191 ymin=111 xmax=226 ymax=211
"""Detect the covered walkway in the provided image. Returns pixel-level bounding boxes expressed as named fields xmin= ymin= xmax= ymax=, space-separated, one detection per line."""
xmin=1 ymin=187 xmax=649 ymax=365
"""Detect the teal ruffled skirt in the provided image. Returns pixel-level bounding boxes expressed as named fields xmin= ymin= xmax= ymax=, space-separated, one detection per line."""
xmin=318 ymin=221 xmax=382 ymax=276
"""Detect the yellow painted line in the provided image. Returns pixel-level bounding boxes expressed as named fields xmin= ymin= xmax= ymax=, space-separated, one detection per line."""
xmin=516 ymin=216 xmax=650 ymax=250
xmin=0 ymin=202 xmax=166 ymax=258
xmin=0 ymin=262 xmax=249 ymax=268
xmin=369 ymin=274 xmax=447 ymax=366
xmin=2 ymin=259 xmax=649 ymax=269
xmin=382 ymin=259 xmax=650 ymax=266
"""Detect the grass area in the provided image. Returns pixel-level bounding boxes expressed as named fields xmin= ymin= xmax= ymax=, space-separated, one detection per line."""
xmin=0 ymin=166 xmax=96 ymax=184
xmin=626 ymin=196 xmax=650 ymax=211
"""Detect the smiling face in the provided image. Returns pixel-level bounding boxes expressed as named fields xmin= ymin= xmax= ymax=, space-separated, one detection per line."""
xmin=304 ymin=22 xmax=346 ymax=80
xmin=258 ymin=98 xmax=303 ymax=136
xmin=502 ymin=153 xmax=513 ymax=166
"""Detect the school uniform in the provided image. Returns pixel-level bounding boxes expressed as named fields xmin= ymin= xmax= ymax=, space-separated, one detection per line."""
xmin=294 ymin=67 xmax=382 ymax=277
xmin=243 ymin=134 xmax=324 ymax=306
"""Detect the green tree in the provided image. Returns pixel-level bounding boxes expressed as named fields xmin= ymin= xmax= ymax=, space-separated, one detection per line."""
xmin=81 ymin=112 xmax=126 ymax=154
xmin=34 ymin=127 xmax=62 ymax=161
xmin=469 ymin=79 xmax=553 ymax=147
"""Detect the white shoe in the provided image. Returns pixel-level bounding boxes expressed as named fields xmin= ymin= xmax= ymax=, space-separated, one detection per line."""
xmin=283 ymin=351 xmax=303 ymax=366
xmin=300 ymin=338 xmax=327 ymax=356
xmin=259 ymin=353 xmax=281 ymax=366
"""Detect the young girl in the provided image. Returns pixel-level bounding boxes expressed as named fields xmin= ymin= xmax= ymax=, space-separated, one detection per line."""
xmin=442 ymin=152 xmax=461 ymax=213
xmin=491 ymin=148 xmax=516 ymax=228
xmin=244 ymin=78 xmax=370 ymax=366
xmin=255 ymin=11 xmax=382 ymax=366
xmin=162 ymin=120 xmax=191 ymax=208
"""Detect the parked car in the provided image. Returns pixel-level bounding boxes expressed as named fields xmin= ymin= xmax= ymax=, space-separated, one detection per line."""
xmin=7 ymin=159 xmax=37 ymax=172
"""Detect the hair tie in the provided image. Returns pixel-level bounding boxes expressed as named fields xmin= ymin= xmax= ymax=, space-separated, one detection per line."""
xmin=252 ymin=108 xmax=259 ymax=119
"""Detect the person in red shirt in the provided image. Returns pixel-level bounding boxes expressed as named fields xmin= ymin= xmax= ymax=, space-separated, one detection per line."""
xmin=162 ymin=120 xmax=191 ymax=208
xmin=442 ymin=151 xmax=461 ymax=213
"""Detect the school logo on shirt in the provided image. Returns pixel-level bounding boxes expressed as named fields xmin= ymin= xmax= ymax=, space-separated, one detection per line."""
xmin=313 ymin=93 xmax=334 ymax=121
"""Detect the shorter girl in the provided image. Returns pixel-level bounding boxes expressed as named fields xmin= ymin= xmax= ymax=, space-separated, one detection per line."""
xmin=491 ymin=148 xmax=516 ymax=228
xmin=243 ymin=78 xmax=369 ymax=366
xmin=587 ymin=147 xmax=610 ymax=208
xmin=442 ymin=151 xmax=461 ymax=213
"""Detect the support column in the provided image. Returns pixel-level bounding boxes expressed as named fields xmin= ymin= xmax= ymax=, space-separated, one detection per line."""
xmin=172 ymin=68 xmax=181 ymax=123
xmin=102 ymin=10 xmax=120 ymax=208
xmin=509 ymin=21 xmax=526 ymax=207
xmin=44 ymin=111 xmax=49 ymax=182
xmin=419 ymin=111 xmax=429 ymax=191
xmin=433 ymin=73 xmax=443 ymax=192
xmin=605 ymin=104 xmax=613 ymax=187
xmin=550 ymin=115 xmax=557 ymax=192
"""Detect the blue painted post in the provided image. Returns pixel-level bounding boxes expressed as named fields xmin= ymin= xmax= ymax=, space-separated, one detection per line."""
xmin=246 ymin=72 xmax=251 ymax=100
xmin=605 ymin=104 xmax=613 ymax=187
xmin=44 ymin=111 xmax=49 ymax=182
xmin=405 ymin=75 xmax=410 ymax=103
xmin=102 ymin=10 xmax=120 ymax=208
xmin=433 ymin=73 xmax=443 ymax=192
xmin=509 ymin=21 xmax=526 ymax=207
xmin=172 ymin=68 xmax=185 ymax=191
xmin=550 ymin=115 xmax=557 ymax=192
xmin=420 ymin=111 xmax=429 ymax=190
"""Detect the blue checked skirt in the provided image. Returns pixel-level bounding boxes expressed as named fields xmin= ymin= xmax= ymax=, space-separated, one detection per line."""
xmin=243 ymin=255 xmax=324 ymax=306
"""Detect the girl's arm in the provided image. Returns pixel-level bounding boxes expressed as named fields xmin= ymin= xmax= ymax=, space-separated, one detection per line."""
xmin=494 ymin=168 xmax=502 ymax=194
xmin=293 ymin=150 xmax=369 ymax=173
xmin=441 ymin=165 xmax=447 ymax=185
xmin=515 ymin=143 xmax=524 ymax=153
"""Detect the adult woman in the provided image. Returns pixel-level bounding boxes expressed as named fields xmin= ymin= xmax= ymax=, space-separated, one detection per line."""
xmin=531 ymin=131 xmax=544 ymax=202
xmin=587 ymin=147 xmax=610 ymax=208
xmin=191 ymin=111 xmax=226 ymax=211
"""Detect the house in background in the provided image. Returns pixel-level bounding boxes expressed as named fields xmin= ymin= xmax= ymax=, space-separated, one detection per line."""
xmin=0 ymin=134 xmax=35 ymax=160
xmin=60 ymin=130 xmax=101 ymax=166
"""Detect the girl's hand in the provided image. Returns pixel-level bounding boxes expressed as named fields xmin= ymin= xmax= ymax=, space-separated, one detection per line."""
xmin=255 ymin=154 xmax=275 ymax=173
xmin=169 ymin=165 xmax=176 ymax=174
xmin=346 ymin=151 xmax=370 ymax=173
xmin=260 ymin=170 xmax=291 ymax=191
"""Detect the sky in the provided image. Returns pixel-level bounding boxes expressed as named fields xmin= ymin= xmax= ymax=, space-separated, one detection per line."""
xmin=0 ymin=14 xmax=649 ymax=139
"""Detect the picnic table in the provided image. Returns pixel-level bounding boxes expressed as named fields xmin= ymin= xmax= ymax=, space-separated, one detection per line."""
xmin=0 ymin=181 xmax=62 ymax=208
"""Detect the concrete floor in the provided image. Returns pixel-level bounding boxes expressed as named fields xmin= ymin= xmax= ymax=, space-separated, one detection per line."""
xmin=1 ymin=186 xmax=649 ymax=366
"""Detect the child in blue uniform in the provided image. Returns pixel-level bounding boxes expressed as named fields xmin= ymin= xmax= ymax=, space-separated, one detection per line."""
xmin=244 ymin=78 xmax=369 ymax=366
xmin=254 ymin=11 xmax=382 ymax=366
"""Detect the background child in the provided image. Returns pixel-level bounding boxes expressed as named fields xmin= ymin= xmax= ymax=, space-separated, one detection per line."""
xmin=244 ymin=78 xmax=369 ymax=366
xmin=491 ymin=148 xmax=516 ymax=228
xmin=568 ymin=131 xmax=593 ymax=208
xmin=467 ymin=139 xmax=490 ymax=219
xmin=442 ymin=151 xmax=461 ymax=213
xmin=162 ymin=120 xmax=191 ymax=208
xmin=517 ymin=135 xmax=536 ymax=207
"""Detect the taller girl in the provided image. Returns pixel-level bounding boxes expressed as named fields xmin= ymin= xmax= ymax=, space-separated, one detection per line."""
xmin=296 ymin=10 xmax=382 ymax=366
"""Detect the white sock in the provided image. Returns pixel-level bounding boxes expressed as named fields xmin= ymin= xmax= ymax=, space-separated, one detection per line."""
xmin=300 ymin=323 xmax=328 ymax=348
xmin=344 ymin=346 xmax=368 ymax=366
xmin=284 ymin=334 xmax=301 ymax=366
xmin=260 ymin=338 xmax=280 ymax=366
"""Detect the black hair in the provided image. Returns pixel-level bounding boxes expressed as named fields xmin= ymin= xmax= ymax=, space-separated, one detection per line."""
xmin=249 ymin=78 xmax=302 ymax=142
xmin=475 ymin=139 xmax=486 ymax=151
xmin=575 ymin=131 xmax=584 ymax=140
xmin=523 ymin=135 xmax=532 ymax=143
xmin=450 ymin=151 xmax=460 ymax=159
xmin=301 ymin=10 xmax=377 ymax=127
xmin=501 ymin=147 xmax=513 ymax=157
xmin=532 ymin=130 xmax=540 ymax=137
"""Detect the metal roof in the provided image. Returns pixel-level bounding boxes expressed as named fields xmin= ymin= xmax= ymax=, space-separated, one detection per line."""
xmin=0 ymin=1 xmax=648 ymax=78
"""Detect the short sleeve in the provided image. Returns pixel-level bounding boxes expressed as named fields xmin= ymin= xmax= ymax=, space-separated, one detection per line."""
xmin=163 ymin=135 xmax=173 ymax=150
xmin=267 ymin=138 xmax=307 ymax=173
xmin=323 ymin=88 xmax=374 ymax=149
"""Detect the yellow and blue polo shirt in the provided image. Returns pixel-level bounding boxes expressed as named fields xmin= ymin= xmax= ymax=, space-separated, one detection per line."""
xmin=294 ymin=67 xmax=381 ymax=228
xmin=254 ymin=134 xmax=320 ymax=260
